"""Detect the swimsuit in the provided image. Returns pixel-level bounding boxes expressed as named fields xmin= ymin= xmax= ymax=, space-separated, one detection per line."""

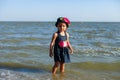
xmin=54 ymin=32 xmax=70 ymax=63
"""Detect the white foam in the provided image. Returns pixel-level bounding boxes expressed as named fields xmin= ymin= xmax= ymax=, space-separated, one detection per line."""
xmin=0 ymin=69 xmax=52 ymax=80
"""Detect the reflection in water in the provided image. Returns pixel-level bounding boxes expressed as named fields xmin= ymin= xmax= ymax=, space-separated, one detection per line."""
xmin=52 ymin=73 xmax=66 ymax=80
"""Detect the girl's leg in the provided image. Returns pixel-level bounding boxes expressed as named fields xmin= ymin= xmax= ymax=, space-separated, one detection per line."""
xmin=60 ymin=62 xmax=65 ymax=73
xmin=52 ymin=61 xmax=60 ymax=75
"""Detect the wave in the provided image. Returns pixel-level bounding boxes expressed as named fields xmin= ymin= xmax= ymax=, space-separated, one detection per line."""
xmin=0 ymin=61 xmax=120 ymax=72
xmin=0 ymin=62 xmax=51 ymax=72
xmin=70 ymin=61 xmax=120 ymax=72
xmin=73 ymin=46 xmax=120 ymax=57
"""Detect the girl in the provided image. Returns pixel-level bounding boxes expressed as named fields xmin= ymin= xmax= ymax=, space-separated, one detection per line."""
xmin=49 ymin=17 xmax=73 ymax=75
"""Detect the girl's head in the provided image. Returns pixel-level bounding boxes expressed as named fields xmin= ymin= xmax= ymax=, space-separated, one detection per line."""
xmin=55 ymin=17 xmax=70 ymax=28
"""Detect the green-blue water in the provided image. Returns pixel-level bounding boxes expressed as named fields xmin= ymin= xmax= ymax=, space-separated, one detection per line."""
xmin=0 ymin=22 xmax=120 ymax=80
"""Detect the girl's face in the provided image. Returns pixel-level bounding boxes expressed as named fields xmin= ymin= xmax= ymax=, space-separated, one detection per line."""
xmin=57 ymin=22 xmax=67 ymax=32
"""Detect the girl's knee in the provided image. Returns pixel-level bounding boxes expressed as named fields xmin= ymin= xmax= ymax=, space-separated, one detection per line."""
xmin=60 ymin=62 xmax=65 ymax=66
xmin=54 ymin=62 xmax=60 ymax=67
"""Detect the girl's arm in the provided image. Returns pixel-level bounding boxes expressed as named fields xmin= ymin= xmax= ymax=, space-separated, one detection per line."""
xmin=66 ymin=32 xmax=73 ymax=54
xmin=49 ymin=33 xmax=58 ymax=57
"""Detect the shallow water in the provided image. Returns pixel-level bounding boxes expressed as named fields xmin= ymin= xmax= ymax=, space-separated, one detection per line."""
xmin=0 ymin=22 xmax=120 ymax=80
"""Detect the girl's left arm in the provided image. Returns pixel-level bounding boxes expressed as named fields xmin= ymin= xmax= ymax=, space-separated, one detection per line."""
xmin=66 ymin=32 xmax=73 ymax=54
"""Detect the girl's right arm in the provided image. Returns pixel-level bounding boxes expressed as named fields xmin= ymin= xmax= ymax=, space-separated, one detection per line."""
xmin=49 ymin=33 xmax=58 ymax=57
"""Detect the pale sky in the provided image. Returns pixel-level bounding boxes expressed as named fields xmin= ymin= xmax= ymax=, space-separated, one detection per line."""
xmin=0 ymin=0 xmax=120 ymax=22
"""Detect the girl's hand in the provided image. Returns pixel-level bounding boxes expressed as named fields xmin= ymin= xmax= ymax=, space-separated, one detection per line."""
xmin=70 ymin=49 xmax=73 ymax=54
xmin=49 ymin=52 xmax=53 ymax=58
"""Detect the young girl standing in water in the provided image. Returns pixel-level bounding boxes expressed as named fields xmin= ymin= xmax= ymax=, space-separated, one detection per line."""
xmin=49 ymin=17 xmax=73 ymax=75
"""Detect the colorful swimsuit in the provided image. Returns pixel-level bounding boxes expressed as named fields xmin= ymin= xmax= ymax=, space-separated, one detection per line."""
xmin=54 ymin=32 xmax=70 ymax=63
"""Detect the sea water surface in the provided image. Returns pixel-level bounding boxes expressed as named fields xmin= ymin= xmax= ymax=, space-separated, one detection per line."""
xmin=0 ymin=22 xmax=120 ymax=80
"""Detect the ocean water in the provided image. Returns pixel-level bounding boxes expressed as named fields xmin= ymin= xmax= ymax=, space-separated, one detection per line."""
xmin=0 ymin=22 xmax=120 ymax=80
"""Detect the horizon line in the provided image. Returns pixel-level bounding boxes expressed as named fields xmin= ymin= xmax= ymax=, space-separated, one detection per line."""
xmin=0 ymin=20 xmax=120 ymax=22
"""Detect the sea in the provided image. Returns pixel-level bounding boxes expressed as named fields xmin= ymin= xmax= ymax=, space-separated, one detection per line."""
xmin=0 ymin=22 xmax=120 ymax=80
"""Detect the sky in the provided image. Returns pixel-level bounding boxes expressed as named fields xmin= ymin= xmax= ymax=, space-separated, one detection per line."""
xmin=0 ymin=0 xmax=120 ymax=22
